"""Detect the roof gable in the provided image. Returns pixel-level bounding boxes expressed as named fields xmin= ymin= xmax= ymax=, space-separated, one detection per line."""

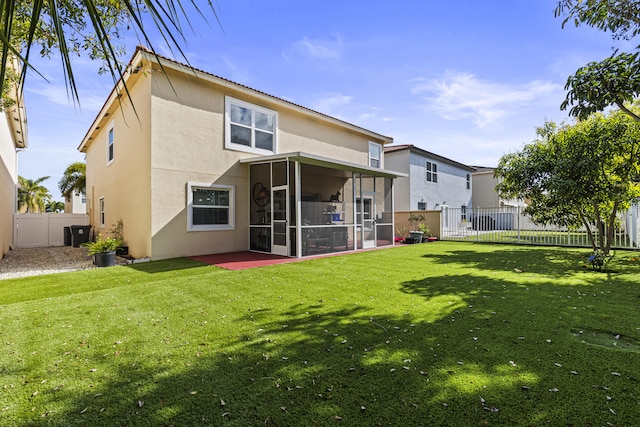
xmin=79 ymin=46 xmax=393 ymax=152
xmin=384 ymin=144 xmax=474 ymax=171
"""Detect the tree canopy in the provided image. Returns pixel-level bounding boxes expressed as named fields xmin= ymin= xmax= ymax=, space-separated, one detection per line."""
xmin=495 ymin=109 xmax=640 ymax=254
xmin=58 ymin=161 xmax=86 ymax=202
xmin=556 ymin=0 xmax=640 ymax=120
xmin=1 ymin=1 xmax=219 ymax=106
xmin=18 ymin=175 xmax=52 ymax=213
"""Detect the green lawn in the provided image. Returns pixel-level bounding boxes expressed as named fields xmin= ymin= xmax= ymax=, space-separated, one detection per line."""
xmin=2 ymin=242 xmax=640 ymax=426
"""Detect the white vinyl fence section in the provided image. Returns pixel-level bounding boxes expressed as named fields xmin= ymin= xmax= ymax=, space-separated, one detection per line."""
xmin=441 ymin=206 xmax=640 ymax=250
xmin=14 ymin=213 xmax=89 ymax=248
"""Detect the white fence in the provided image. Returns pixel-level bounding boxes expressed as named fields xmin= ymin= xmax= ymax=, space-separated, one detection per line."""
xmin=440 ymin=206 xmax=640 ymax=250
xmin=14 ymin=213 xmax=89 ymax=248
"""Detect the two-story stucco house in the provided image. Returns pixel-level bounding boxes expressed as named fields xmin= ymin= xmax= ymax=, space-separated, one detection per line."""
xmin=472 ymin=166 xmax=527 ymax=209
xmin=78 ymin=47 xmax=401 ymax=261
xmin=384 ymin=144 xmax=474 ymax=215
xmin=0 ymin=78 xmax=27 ymax=257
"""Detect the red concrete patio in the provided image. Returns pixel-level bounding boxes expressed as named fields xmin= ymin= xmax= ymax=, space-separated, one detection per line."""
xmin=188 ymin=244 xmax=402 ymax=271
xmin=188 ymin=251 xmax=300 ymax=270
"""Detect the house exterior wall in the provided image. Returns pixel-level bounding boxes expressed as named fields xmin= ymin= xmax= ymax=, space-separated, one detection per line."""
xmin=0 ymin=114 xmax=19 ymax=255
xmin=471 ymin=170 xmax=501 ymax=208
xmin=471 ymin=169 xmax=525 ymax=208
xmin=82 ymin=51 xmax=391 ymax=260
xmin=384 ymin=150 xmax=410 ymax=211
xmin=64 ymin=192 xmax=86 ymax=214
xmin=84 ymin=71 xmax=154 ymax=259
xmin=385 ymin=148 xmax=472 ymax=212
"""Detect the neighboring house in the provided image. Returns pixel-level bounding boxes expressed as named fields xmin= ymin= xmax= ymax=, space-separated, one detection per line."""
xmin=78 ymin=46 xmax=401 ymax=261
xmin=384 ymin=144 xmax=474 ymax=216
xmin=472 ymin=166 xmax=526 ymax=209
xmin=64 ymin=192 xmax=87 ymax=214
xmin=0 ymin=78 xmax=28 ymax=257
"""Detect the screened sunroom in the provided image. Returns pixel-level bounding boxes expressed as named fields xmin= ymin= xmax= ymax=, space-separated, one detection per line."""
xmin=241 ymin=152 xmax=400 ymax=258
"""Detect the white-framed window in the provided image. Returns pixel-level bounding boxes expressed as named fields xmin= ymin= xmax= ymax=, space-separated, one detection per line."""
xmin=106 ymin=122 xmax=115 ymax=165
xmin=466 ymin=173 xmax=471 ymax=190
xmin=461 ymin=205 xmax=467 ymax=221
xmin=369 ymin=142 xmax=382 ymax=168
xmin=426 ymin=161 xmax=438 ymax=183
xmin=99 ymin=197 xmax=105 ymax=228
xmin=187 ymin=182 xmax=235 ymax=231
xmin=225 ymin=96 xmax=277 ymax=154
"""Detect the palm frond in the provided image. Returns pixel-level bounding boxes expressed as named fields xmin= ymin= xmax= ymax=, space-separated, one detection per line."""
xmin=1 ymin=1 xmax=220 ymax=108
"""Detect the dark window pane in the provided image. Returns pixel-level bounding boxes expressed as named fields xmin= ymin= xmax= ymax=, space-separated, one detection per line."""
xmin=193 ymin=189 xmax=215 ymax=206
xmin=216 ymin=191 xmax=229 ymax=206
xmin=255 ymin=130 xmax=273 ymax=150
xmin=193 ymin=207 xmax=229 ymax=225
xmin=193 ymin=189 xmax=229 ymax=207
xmin=230 ymin=125 xmax=251 ymax=146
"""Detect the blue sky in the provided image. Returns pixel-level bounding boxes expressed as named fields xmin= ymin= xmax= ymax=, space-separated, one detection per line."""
xmin=19 ymin=0 xmax=625 ymax=200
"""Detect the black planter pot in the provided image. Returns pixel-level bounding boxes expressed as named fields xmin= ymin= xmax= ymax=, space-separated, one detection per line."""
xmin=94 ymin=251 xmax=116 ymax=267
xmin=116 ymin=246 xmax=128 ymax=256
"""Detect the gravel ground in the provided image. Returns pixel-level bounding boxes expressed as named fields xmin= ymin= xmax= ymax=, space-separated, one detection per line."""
xmin=0 ymin=246 xmax=126 ymax=280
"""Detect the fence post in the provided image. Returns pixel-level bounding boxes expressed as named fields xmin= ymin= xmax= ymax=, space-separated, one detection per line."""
xmin=517 ymin=206 xmax=521 ymax=244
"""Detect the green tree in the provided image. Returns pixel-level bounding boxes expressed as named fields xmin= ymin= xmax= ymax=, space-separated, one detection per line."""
xmin=58 ymin=162 xmax=86 ymax=202
xmin=18 ymin=175 xmax=52 ymax=213
xmin=45 ymin=200 xmax=65 ymax=213
xmin=1 ymin=1 xmax=219 ymax=106
xmin=495 ymin=109 xmax=640 ymax=254
xmin=555 ymin=0 xmax=640 ymax=120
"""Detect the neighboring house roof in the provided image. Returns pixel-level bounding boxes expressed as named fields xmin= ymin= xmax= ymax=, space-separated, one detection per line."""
xmin=79 ymin=46 xmax=393 ymax=152
xmin=384 ymin=144 xmax=475 ymax=171
xmin=5 ymin=58 xmax=28 ymax=149
xmin=6 ymin=102 xmax=27 ymax=149
xmin=471 ymin=166 xmax=495 ymax=174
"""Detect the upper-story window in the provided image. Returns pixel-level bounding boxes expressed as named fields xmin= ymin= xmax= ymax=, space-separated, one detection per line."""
xmin=426 ymin=161 xmax=438 ymax=183
xmin=107 ymin=123 xmax=115 ymax=165
xmin=225 ymin=96 xmax=277 ymax=154
xmin=369 ymin=142 xmax=382 ymax=168
xmin=466 ymin=173 xmax=471 ymax=190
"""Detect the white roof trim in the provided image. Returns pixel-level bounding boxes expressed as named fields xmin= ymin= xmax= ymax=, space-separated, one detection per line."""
xmin=239 ymin=151 xmax=407 ymax=178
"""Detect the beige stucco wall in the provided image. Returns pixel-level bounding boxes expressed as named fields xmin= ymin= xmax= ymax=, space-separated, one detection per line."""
xmin=0 ymin=115 xmax=19 ymax=255
xmin=471 ymin=171 xmax=501 ymax=208
xmin=145 ymin=65 xmax=388 ymax=260
xmin=82 ymin=52 xmax=391 ymax=260
xmin=394 ymin=210 xmax=440 ymax=239
xmin=384 ymin=150 xmax=410 ymax=210
xmin=83 ymin=71 xmax=154 ymax=259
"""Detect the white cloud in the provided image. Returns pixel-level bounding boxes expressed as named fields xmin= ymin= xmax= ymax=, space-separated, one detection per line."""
xmin=311 ymin=93 xmax=354 ymax=117
xmin=286 ymin=33 xmax=344 ymax=60
xmin=411 ymin=72 xmax=560 ymax=128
